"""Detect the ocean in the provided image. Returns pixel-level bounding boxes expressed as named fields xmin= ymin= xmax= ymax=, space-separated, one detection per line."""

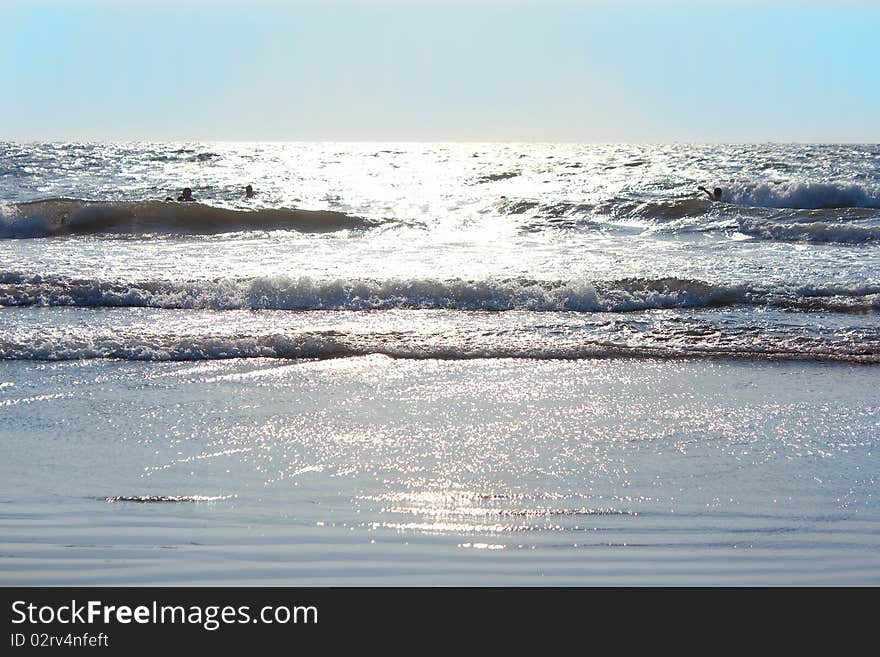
xmin=1 ymin=141 xmax=878 ymax=584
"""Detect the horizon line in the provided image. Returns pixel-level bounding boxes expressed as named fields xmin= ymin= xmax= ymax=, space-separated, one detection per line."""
xmin=3 ymin=138 xmax=879 ymax=146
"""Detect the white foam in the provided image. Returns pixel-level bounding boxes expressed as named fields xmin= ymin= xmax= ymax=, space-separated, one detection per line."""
xmin=739 ymin=218 xmax=880 ymax=244
xmin=2 ymin=273 xmax=879 ymax=314
xmin=728 ymin=181 xmax=880 ymax=210
xmin=2 ymin=325 xmax=878 ymax=364
xmin=0 ymin=274 xmax=743 ymax=312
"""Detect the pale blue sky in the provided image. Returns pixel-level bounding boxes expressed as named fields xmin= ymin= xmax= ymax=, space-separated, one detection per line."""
xmin=2 ymin=1 xmax=878 ymax=142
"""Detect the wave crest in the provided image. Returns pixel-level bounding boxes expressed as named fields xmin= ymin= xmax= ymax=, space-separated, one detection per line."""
xmin=2 ymin=273 xmax=878 ymax=313
xmin=727 ymin=182 xmax=880 ymax=210
xmin=739 ymin=217 xmax=880 ymax=244
xmin=0 ymin=198 xmax=374 ymax=238
xmin=3 ymin=325 xmax=879 ymax=364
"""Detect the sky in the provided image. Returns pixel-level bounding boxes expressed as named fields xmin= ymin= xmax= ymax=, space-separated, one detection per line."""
xmin=1 ymin=0 xmax=878 ymax=142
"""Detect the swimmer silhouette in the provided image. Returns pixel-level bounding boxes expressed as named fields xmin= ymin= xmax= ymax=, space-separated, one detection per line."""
xmin=698 ymin=186 xmax=723 ymax=202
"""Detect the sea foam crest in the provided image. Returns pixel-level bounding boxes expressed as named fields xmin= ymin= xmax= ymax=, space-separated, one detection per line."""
xmin=0 ymin=275 xmax=742 ymax=312
xmin=727 ymin=181 xmax=880 ymax=210
xmin=739 ymin=218 xmax=880 ymax=244
xmin=2 ymin=325 xmax=879 ymax=364
xmin=2 ymin=273 xmax=879 ymax=313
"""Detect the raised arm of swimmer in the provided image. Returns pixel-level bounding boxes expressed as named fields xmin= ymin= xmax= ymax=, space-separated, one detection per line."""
xmin=698 ymin=186 xmax=723 ymax=202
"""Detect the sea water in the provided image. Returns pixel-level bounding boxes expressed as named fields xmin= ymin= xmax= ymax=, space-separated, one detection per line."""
xmin=1 ymin=142 xmax=878 ymax=584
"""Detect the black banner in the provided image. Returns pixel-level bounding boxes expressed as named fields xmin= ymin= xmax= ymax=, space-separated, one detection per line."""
xmin=0 ymin=587 xmax=859 ymax=652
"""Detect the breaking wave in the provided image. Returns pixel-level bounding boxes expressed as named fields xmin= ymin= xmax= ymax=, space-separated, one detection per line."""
xmin=2 ymin=326 xmax=878 ymax=363
xmin=2 ymin=272 xmax=878 ymax=313
xmin=0 ymin=198 xmax=375 ymax=238
xmin=497 ymin=187 xmax=880 ymax=241
xmin=738 ymin=217 xmax=880 ymax=244
xmin=726 ymin=181 xmax=880 ymax=210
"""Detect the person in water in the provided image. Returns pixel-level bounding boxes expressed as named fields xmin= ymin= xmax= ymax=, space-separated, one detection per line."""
xmin=698 ymin=186 xmax=723 ymax=202
xmin=177 ymin=187 xmax=195 ymax=202
xmin=245 ymin=184 xmax=254 ymax=199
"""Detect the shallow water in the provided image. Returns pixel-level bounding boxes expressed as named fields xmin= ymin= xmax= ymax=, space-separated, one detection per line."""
xmin=1 ymin=357 xmax=877 ymax=585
